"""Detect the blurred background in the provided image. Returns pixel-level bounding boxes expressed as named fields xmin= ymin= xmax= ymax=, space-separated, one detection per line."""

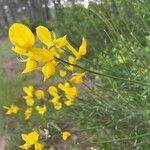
xmin=0 ymin=0 xmax=150 ymax=149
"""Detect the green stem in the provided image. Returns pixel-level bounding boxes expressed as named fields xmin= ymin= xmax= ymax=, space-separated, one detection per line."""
xmin=56 ymin=58 xmax=150 ymax=86
xmin=94 ymin=132 xmax=150 ymax=144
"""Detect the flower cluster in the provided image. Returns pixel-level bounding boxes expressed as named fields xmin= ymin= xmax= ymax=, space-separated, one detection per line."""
xmin=5 ymin=23 xmax=89 ymax=149
xmin=8 ymin=23 xmax=87 ymax=81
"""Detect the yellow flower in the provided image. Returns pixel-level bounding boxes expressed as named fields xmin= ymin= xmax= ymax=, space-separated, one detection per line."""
xmin=36 ymin=25 xmax=67 ymax=49
xmin=35 ymin=105 xmax=47 ymax=115
xmin=54 ymin=102 xmax=62 ymax=110
xmin=48 ymin=86 xmax=59 ymax=97
xmin=22 ymin=57 xmax=37 ymax=73
xmin=70 ymin=73 xmax=85 ymax=84
xmin=3 ymin=104 xmax=19 ymax=115
xmin=35 ymin=90 xmax=44 ymax=100
xmin=65 ymin=56 xmax=76 ymax=72
xmin=9 ymin=23 xmax=35 ymax=49
xmin=24 ymin=108 xmax=32 ymax=120
xmin=24 ymin=96 xmax=34 ymax=106
xmin=41 ymin=60 xmax=57 ymax=81
xmin=19 ymin=131 xmax=40 ymax=149
xmin=76 ymin=37 xmax=87 ymax=59
xmin=62 ymin=131 xmax=71 ymax=141
xmin=58 ymin=82 xmax=70 ymax=91
xmin=90 ymin=146 xmax=96 ymax=150
xmin=35 ymin=142 xmax=43 ymax=150
xmin=59 ymin=70 xmax=67 ymax=77
xmin=66 ymin=37 xmax=87 ymax=59
xmin=23 ymin=86 xmax=34 ymax=97
xmin=118 ymin=55 xmax=126 ymax=64
xmin=50 ymin=96 xmax=60 ymax=104
xmin=64 ymin=100 xmax=74 ymax=106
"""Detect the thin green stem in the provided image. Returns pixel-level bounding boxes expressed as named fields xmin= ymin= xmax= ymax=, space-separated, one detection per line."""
xmin=56 ymin=57 xmax=150 ymax=86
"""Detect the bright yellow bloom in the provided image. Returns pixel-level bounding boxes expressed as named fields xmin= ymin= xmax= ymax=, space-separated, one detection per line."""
xmin=58 ymin=82 xmax=70 ymax=91
xmin=48 ymin=86 xmax=59 ymax=97
xmin=66 ymin=37 xmax=87 ymax=59
xmin=59 ymin=70 xmax=67 ymax=77
xmin=118 ymin=55 xmax=126 ymax=64
xmin=23 ymin=86 xmax=34 ymax=97
xmin=65 ymin=56 xmax=76 ymax=72
xmin=35 ymin=105 xmax=47 ymax=115
xmin=22 ymin=57 xmax=37 ymax=73
xmin=58 ymin=82 xmax=78 ymax=101
xmin=70 ymin=73 xmax=85 ymax=84
xmin=62 ymin=131 xmax=71 ymax=141
xmin=35 ymin=90 xmax=44 ymax=100
xmin=24 ymin=108 xmax=32 ymax=120
xmin=41 ymin=60 xmax=57 ymax=81
xmin=24 ymin=96 xmax=34 ymax=106
xmin=9 ymin=23 xmax=35 ymax=49
xmin=19 ymin=131 xmax=40 ymax=149
xmin=54 ymin=102 xmax=62 ymax=110
xmin=36 ymin=25 xmax=67 ymax=49
xmin=3 ymin=104 xmax=19 ymax=115
xmin=64 ymin=100 xmax=74 ymax=106
xmin=50 ymin=96 xmax=61 ymax=104
xmin=35 ymin=142 xmax=43 ymax=150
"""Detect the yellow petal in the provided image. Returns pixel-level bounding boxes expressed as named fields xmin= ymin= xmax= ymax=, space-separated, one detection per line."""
xmin=35 ymin=105 xmax=47 ymax=115
xmin=29 ymin=47 xmax=54 ymax=63
xmin=62 ymin=131 xmax=71 ymax=140
xmin=21 ymin=134 xmax=28 ymax=141
xmin=22 ymin=58 xmax=37 ymax=73
xmin=54 ymin=35 xmax=67 ymax=48
xmin=9 ymin=23 xmax=35 ymax=48
xmin=48 ymin=86 xmax=59 ymax=97
xmin=54 ymin=102 xmax=62 ymax=110
xmin=59 ymin=70 xmax=67 ymax=77
xmin=35 ymin=90 xmax=44 ymax=100
xmin=36 ymin=25 xmax=53 ymax=47
xmin=41 ymin=62 xmax=56 ymax=81
xmin=77 ymin=37 xmax=87 ymax=59
xmin=35 ymin=142 xmax=43 ymax=150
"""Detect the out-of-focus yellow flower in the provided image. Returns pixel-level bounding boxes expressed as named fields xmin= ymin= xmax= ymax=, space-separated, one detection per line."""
xmin=62 ymin=131 xmax=71 ymax=141
xmin=118 ymin=55 xmax=126 ymax=64
xmin=24 ymin=108 xmax=32 ymax=120
xmin=3 ymin=104 xmax=19 ymax=115
xmin=19 ymin=131 xmax=42 ymax=150
xmin=58 ymin=82 xmax=78 ymax=100
xmin=24 ymin=96 xmax=34 ymax=106
xmin=64 ymin=100 xmax=74 ymax=106
xmin=48 ymin=86 xmax=59 ymax=97
xmin=59 ymin=70 xmax=67 ymax=77
xmin=23 ymin=86 xmax=34 ymax=97
xmin=35 ymin=105 xmax=47 ymax=115
xmin=66 ymin=37 xmax=87 ymax=59
xmin=35 ymin=142 xmax=43 ymax=150
xmin=70 ymin=72 xmax=85 ymax=84
xmin=65 ymin=56 xmax=76 ymax=72
xmin=58 ymin=82 xmax=70 ymax=91
xmin=90 ymin=146 xmax=97 ymax=150
xmin=50 ymin=96 xmax=60 ymax=104
xmin=54 ymin=102 xmax=62 ymax=110
xmin=35 ymin=90 xmax=44 ymax=100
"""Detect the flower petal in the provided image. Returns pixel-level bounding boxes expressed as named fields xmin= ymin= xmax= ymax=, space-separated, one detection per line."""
xmin=36 ymin=25 xmax=53 ymax=47
xmin=9 ymin=23 xmax=35 ymax=48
